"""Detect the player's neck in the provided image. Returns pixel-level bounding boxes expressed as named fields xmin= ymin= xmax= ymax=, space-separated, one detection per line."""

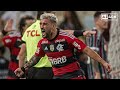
xmin=49 ymin=28 xmax=58 ymax=40
xmin=96 ymin=25 xmax=104 ymax=33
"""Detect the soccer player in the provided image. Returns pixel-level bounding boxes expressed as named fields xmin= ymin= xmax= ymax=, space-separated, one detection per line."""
xmin=17 ymin=11 xmax=96 ymax=79
xmin=0 ymin=16 xmax=35 ymax=79
xmin=86 ymin=11 xmax=111 ymax=79
xmin=15 ymin=13 xmax=108 ymax=79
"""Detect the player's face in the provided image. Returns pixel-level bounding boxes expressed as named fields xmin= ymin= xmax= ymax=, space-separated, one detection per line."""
xmin=25 ymin=19 xmax=35 ymax=28
xmin=40 ymin=19 xmax=54 ymax=38
xmin=97 ymin=16 xmax=109 ymax=29
xmin=22 ymin=19 xmax=35 ymax=35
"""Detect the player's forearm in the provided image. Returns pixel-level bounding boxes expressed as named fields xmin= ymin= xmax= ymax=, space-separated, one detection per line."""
xmin=18 ymin=54 xmax=26 ymax=68
xmin=18 ymin=44 xmax=26 ymax=68
xmin=83 ymin=46 xmax=106 ymax=65
xmin=23 ymin=55 xmax=40 ymax=70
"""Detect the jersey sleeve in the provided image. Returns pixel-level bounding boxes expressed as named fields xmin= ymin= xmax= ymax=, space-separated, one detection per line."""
xmin=2 ymin=35 xmax=13 ymax=48
xmin=35 ymin=40 xmax=45 ymax=57
xmin=67 ymin=34 xmax=87 ymax=52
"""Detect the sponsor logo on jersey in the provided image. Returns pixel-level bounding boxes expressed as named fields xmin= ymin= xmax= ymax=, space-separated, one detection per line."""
xmin=44 ymin=46 xmax=48 ymax=51
xmin=56 ymin=44 xmax=64 ymax=52
xmin=27 ymin=30 xmax=40 ymax=37
xmin=50 ymin=44 xmax=54 ymax=52
xmin=49 ymin=56 xmax=67 ymax=65
xmin=55 ymin=39 xmax=65 ymax=43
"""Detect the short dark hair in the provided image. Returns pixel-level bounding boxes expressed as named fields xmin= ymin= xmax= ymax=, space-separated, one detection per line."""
xmin=94 ymin=11 xmax=111 ymax=18
xmin=18 ymin=15 xmax=34 ymax=33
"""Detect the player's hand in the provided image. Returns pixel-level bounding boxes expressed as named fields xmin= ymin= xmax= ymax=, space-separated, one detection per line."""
xmin=83 ymin=30 xmax=96 ymax=37
xmin=103 ymin=62 xmax=112 ymax=73
xmin=4 ymin=19 xmax=14 ymax=32
xmin=14 ymin=68 xmax=24 ymax=77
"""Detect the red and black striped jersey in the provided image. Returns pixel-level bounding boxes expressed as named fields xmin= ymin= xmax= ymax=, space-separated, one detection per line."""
xmin=2 ymin=32 xmax=22 ymax=77
xmin=35 ymin=29 xmax=87 ymax=76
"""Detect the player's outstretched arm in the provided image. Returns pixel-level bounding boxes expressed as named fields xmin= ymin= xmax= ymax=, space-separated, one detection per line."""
xmin=23 ymin=55 xmax=41 ymax=70
xmin=64 ymin=30 xmax=96 ymax=37
xmin=83 ymin=46 xmax=112 ymax=73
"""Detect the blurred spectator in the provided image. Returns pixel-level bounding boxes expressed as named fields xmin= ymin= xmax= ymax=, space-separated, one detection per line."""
xmin=1 ymin=11 xmax=20 ymax=30
xmin=59 ymin=11 xmax=84 ymax=30
xmin=0 ymin=46 xmax=9 ymax=79
xmin=0 ymin=18 xmax=5 ymax=30
xmin=1 ymin=11 xmax=37 ymax=30
xmin=0 ymin=15 xmax=35 ymax=79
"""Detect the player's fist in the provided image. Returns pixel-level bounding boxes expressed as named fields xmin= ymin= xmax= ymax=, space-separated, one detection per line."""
xmin=103 ymin=62 xmax=112 ymax=73
xmin=14 ymin=68 xmax=24 ymax=77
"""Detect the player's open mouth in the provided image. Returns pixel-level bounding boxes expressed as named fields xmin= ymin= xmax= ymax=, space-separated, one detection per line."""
xmin=41 ymin=29 xmax=46 ymax=37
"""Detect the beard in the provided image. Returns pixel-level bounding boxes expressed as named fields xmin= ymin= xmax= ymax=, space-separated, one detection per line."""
xmin=41 ymin=28 xmax=53 ymax=40
xmin=42 ymin=30 xmax=51 ymax=39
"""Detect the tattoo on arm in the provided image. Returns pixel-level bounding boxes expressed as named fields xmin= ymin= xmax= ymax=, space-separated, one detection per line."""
xmin=24 ymin=55 xmax=40 ymax=70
